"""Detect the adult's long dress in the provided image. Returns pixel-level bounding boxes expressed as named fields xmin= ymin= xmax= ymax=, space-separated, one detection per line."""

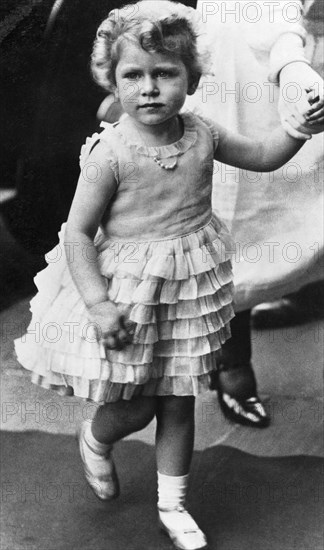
xmin=187 ymin=0 xmax=323 ymax=311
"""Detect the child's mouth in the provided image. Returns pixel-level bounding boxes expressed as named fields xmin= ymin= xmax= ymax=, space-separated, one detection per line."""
xmin=138 ymin=103 xmax=164 ymax=109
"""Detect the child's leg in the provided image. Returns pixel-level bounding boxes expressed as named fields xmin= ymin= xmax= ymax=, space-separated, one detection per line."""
xmin=155 ymin=396 xmax=195 ymax=476
xmin=80 ymin=396 xmax=156 ymax=501
xmin=92 ymin=396 xmax=157 ymax=444
xmin=155 ymin=396 xmax=207 ymax=549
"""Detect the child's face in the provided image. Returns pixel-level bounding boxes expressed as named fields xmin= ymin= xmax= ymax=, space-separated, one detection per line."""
xmin=115 ymin=41 xmax=191 ymax=128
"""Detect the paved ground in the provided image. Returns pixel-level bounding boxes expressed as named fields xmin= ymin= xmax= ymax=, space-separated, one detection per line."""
xmin=1 ymin=292 xmax=323 ymax=550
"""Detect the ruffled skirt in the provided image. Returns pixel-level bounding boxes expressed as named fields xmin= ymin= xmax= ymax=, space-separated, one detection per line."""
xmin=14 ymin=215 xmax=235 ymax=402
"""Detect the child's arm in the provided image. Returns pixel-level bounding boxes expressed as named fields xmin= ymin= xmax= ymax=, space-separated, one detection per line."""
xmin=64 ymin=142 xmax=130 ymax=349
xmin=214 ymin=123 xmax=308 ymax=172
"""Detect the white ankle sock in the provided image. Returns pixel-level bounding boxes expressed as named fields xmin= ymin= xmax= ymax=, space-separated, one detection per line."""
xmin=157 ymin=472 xmax=205 ymax=539
xmin=157 ymin=472 xmax=189 ymax=511
xmin=83 ymin=422 xmax=112 ymax=455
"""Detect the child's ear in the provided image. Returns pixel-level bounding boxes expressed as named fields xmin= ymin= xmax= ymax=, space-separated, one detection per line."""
xmin=187 ymin=77 xmax=200 ymax=96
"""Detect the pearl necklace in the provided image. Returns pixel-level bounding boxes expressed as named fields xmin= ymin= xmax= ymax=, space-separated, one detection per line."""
xmin=153 ymin=156 xmax=178 ymax=170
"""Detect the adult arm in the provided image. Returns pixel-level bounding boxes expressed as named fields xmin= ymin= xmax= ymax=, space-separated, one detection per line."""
xmin=240 ymin=1 xmax=324 ymax=137
xmin=275 ymin=46 xmax=324 ymax=138
xmin=269 ymin=6 xmax=324 ymax=138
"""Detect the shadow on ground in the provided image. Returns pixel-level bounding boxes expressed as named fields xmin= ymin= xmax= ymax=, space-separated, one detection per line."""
xmin=1 ymin=432 xmax=323 ymax=550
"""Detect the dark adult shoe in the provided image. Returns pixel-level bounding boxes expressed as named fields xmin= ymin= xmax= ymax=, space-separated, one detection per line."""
xmin=217 ymin=391 xmax=270 ymax=428
xmin=252 ymin=283 xmax=324 ymax=329
xmin=210 ymin=364 xmax=270 ymax=428
xmin=251 ymin=297 xmax=306 ymax=329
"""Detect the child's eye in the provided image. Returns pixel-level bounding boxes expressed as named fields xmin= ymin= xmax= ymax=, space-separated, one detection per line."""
xmin=156 ymin=71 xmax=169 ymax=78
xmin=125 ymin=72 xmax=140 ymax=81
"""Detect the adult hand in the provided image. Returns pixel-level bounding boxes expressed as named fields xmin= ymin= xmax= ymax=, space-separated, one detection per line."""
xmin=278 ymin=61 xmax=324 ymax=139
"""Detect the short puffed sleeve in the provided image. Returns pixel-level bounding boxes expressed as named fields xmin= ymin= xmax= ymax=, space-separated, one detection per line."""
xmin=79 ymin=122 xmax=119 ymax=183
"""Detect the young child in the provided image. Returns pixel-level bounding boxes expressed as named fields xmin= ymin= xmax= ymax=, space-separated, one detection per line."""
xmin=15 ymin=2 xmax=313 ymax=548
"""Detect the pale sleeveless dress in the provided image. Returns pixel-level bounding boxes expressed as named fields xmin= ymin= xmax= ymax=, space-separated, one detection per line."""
xmin=15 ymin=112 xmax=234 ymax=403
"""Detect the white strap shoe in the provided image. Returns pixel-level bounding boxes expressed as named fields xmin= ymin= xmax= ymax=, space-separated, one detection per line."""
xmin=78 ymin=422 xmax=119 ymax=500
xmin=158 ymin=506 xmax=208 ymax=550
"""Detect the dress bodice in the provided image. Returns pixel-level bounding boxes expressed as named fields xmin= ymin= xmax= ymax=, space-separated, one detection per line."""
xmin=80 ymin=112 xmax=219 ymax=241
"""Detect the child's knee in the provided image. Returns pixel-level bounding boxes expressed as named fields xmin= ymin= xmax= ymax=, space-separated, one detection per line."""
xmin=176 ymin=397 xmax=195 ymax=422
xmin=130 ymin=396 xmax=156 ymax=431
xmin=158 ymin=396 xmax=195 ymax=423
xmin=139 ymin=396 xmax=157 ymax=425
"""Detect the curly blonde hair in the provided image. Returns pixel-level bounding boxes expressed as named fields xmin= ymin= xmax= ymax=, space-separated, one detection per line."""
xmin=91 ymin=1 xmax=208 ymax=93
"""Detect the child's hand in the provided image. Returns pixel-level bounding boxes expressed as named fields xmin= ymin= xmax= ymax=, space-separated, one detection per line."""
xmin=304 ymin=87 xmax=324 ymax=133
xmin=278 ymin=63 xmax=324 ymax=139
xmin=88 ymin=301 xmax=133 ymax=349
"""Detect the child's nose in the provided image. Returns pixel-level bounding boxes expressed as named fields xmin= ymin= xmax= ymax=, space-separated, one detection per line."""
xmin=141 ymin=75 xmax=159 ymax=96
